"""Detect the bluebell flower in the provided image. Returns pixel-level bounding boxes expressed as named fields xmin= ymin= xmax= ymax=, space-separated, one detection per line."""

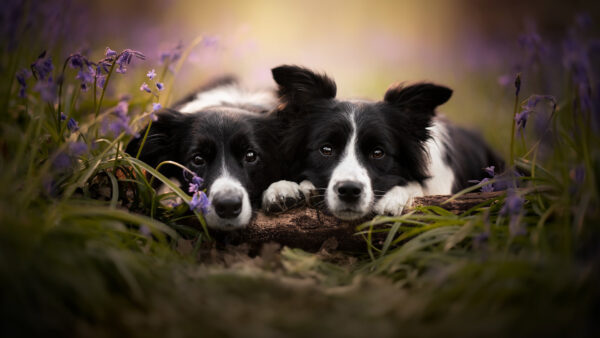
xmin=67 ymin=118 xmax=79 ymax=132
xmin=101 ymin=99 xmax=137 ymax=137
xmin=484 ymin=166 xmax=495 ymax=177
xmin=53 ymin=152 xmax=71 ymax=171
xmin=60 ymin=112 xmax=67 ymax=120
xmin=147 ymin=69 xmax=157 ymax=80
xmin=31 ymin=51 xmax=53 ymax=80
xmin=160 ymin=41 xmax=184 ymax=64
xmin=156 ymin=82 xmax=164 ymax=91
xmin=515 ymin=109 xmax=531 ymax=132
xmin=15 ymin=68 xmax=31 ymax=98
xmin=69 ymin=141 xmax=88 ymax=156
xmin=96 ymin=60 xmax=111 ymax=75
xmin=469 ymin=177 xmax=494 ymax=193
xmin=115 ymin=49 xmax=146 ymax=74
xmin=152 ymin=103 xmax=162 ymax=112
xmin=105 ymin=47 xmax=117 ymax=58
xmin=500 ymin=190 xmax=524 ymax=216
xmin=189 ymin=191 xmax=210 ymax=214
xmin=76 ymin=68 xmax=93 ymax=84
xmin=140 ymin=82 xmax=151 ymax=93
xmin=33 ymin=77 xmax=57 ymax=102
xmin=68 ymin=53 xmax=88 ymax=69
xmin=188 ymin=174 xmax=204 ymax=193
xmin=96 ymin=75 xmax=106 ymax=88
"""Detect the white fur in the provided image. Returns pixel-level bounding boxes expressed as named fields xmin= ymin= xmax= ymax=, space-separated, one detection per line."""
xmin=262 ymin=180 xmax=302 ymax=207
xmin=326 ymin=112 xmax=373 ymax=220
xmin=374 ymin=183 xmax=424 ymax=216
xmin=204 ymin=174 xmax=252 ymax=230
xmin=423 ymin=119 xmax=455 ymax=195
xmin=178 ymin=85 xmax=276 ymax=114
xmin=299 ymin=180 xmax=316 ymax=203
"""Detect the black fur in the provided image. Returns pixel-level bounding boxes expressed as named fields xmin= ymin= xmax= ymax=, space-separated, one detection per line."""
xmin=126 ymin=106 xmax=281 ymax=208
xmin=272 ymin=65 xmax=503 ymax=196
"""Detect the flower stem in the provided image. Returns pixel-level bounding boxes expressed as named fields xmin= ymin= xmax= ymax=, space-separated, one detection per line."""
xmin=510 ymin=75 xmax=521 ymax=166
xmin=57 ymin=56 xmax=71 ymax=135
xmin=94 ymin=59 xmax=116 ymax=120
xmin=136 ymin=120 xmax=153 ymax=159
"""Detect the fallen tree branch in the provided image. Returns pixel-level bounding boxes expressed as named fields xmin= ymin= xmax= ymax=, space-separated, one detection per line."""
xmin=210 ymin=191 xmax=504 ymax=252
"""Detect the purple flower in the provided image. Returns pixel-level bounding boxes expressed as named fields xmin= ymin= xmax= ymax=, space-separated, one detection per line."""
xmin=480 ymin=178 xmax=494 ymax=193
xmin=33 ymin=77 xmax=57 ymax=102
xmin=76 ymin=68 xmax=93 ymax=84
xmin=31 ymin=51 xmax=53 ymax=80
xmin=101 ymin=99 xmax=137 ymax=137
xmin=116 ymin=49 xmax=146 ymax=67
xmin=68 ymin=54 xmax=88 ymax=69
xmin=140 ymin=82 xmax=151 ymax=93
xmin=188 ymin=174 xmax=205 ymax=193
xmin=500 ymin=190 xmax=524 ymax=216
xmin=147 ymin=69 xmax=157 ymax=80
xmin=60 ymin=112 xmax=67 ymax=121
xmin=15 ymin=68 xmax=31 ymax=98
xmin=67 ymin=118 xmax=79 ymax=132
xmin=160 ymin=42 xmax=184 ymax=64
xmin=515 ymin=109 xmax=532 ymax=132
xmin=96 ymin=75 xmax=106 ymax=88
xmin=152 ymin=103 xmax=162 ymax=112
xmin=105 ymin=47 xmax=117 ymax=58
xmin=69 ymin=141 xmax=88 ymax=156
xmin=96 ymin=60 xmax=111 ymax=75
xmin=484 ymin=166 xmax=495 ymax=177
xmin=53 ymin=152 xmax=71 ymax=171
xmin=156 ymin=82 xmax=164 ymax=91
xmin=189 ymin=191 xmax=210 ymax=214
xmin=469 ymin=177 xmax=494 ymax=193
xmin=115 ymin=63 xmax=127 ymax=74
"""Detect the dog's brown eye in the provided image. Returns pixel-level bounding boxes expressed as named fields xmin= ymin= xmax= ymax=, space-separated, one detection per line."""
xmin=244 ymin=150 xmax=258 ymax=163
xmin=371 ymin=147 xmax=385 ymax=159
xmin=320 ymin=145 xmax=333 ymax=156
xmin=192 ymin=155 xmax=206 ymax=166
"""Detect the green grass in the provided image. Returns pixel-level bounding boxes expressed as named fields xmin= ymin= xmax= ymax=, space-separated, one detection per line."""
xmin=1 ymin=17 xmax=599 ymax=338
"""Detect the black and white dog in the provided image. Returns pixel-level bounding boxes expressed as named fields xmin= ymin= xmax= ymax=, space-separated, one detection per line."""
xmin=263 ymin=65 xmax=503 ymax=220
xmin=126 ymin=78 xmax=282 ymax=230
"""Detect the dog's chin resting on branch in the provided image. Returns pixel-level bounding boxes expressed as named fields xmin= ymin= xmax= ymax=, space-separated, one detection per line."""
xmin=190 ymin=191 xmax=503 ymax=253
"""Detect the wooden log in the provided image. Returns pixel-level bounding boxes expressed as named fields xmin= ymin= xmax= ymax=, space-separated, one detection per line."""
xmin=210 ymin=191 xmax=504 ymax=252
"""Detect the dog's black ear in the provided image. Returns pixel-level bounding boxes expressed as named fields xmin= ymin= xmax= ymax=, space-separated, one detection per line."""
xmin=125 ymin=109 xmax=188 ymax=169
xmin=384 ymin=83 xmax=452 ymax=114
xmin=271 ymin=65 xmax=337 ymax=106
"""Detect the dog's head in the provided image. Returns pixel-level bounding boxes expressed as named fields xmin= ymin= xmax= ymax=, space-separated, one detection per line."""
xmin=126 ymin=108 xmax=280 ymax=230
xmin=272 ymin=65 xmax=452 ymax=220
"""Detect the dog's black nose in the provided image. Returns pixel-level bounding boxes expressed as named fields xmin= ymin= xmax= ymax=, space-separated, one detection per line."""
xmin=335 ymin=181 xmax=363 ymax=202
xmin=213 ymin=195 xmax=242 ymax=219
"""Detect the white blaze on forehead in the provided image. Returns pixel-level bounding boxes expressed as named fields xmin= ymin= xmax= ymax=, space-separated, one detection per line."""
xmin=326 ymin=111 xmax=373 ymax=218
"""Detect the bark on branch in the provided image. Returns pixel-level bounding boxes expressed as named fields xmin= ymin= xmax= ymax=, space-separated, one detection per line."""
xmin=210 ymin=191 xmax=504 ymax=252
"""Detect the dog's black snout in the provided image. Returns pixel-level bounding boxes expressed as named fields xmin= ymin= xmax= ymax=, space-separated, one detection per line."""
xmin=335 ymin=181 xmax=363 ymax=202
xmin=213 ymin=195 xmax=242 ymax=219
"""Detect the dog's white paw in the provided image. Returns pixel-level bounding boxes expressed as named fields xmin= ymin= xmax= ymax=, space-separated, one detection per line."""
xmin=299 ymin=180 xmax=316 ymax=202
xmin=262 ymin=180 xmax=304 ymax=213
xmin=373 ymin=183 xmax=423 ymax=216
